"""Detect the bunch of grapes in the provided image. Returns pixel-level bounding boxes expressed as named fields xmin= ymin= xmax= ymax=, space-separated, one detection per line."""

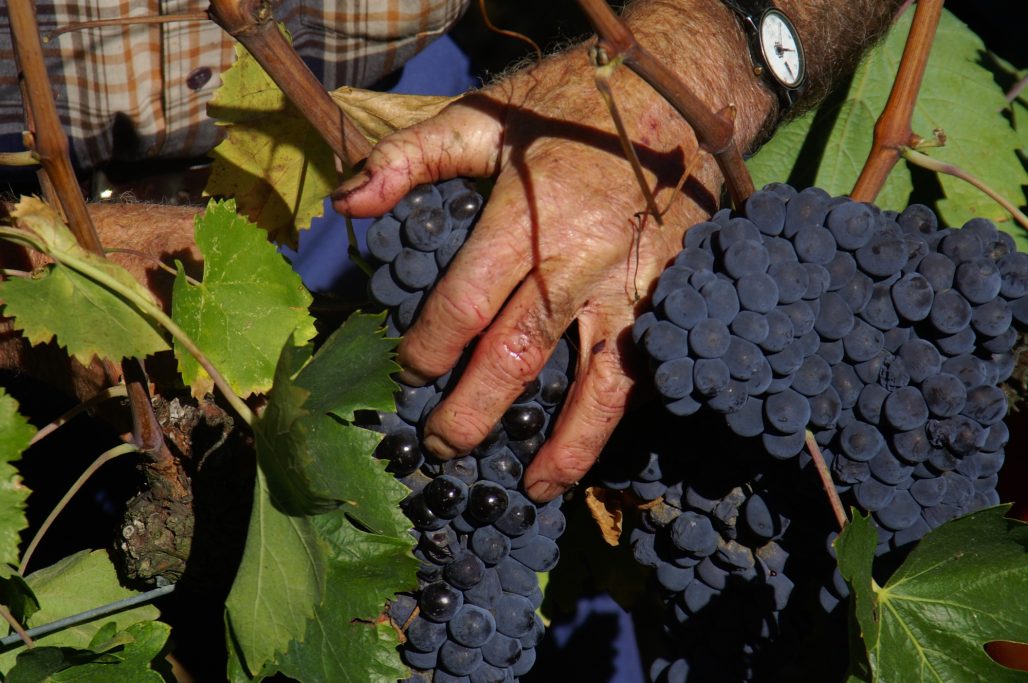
xmin=620 ymin=183 xmax=1026 ymax=680
xmin=364 ymin=180 xmax=572 ymax=682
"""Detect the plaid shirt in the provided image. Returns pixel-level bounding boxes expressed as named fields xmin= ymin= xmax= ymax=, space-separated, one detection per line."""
xmin=0 ymin=0 xmax=470 ymax=169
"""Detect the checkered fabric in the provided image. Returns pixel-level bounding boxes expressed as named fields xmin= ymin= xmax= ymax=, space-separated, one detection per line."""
xmin=0 ymin=0 xmax=470 ymax=169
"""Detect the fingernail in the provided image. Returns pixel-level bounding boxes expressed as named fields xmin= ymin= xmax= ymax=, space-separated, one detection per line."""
xmin=331 ymin=170 xmax=371 ymax=202
xmin=526 ymin=479 xmax=564 ymax=503
xmin=423 ymin=433 xmax=459 ymax=460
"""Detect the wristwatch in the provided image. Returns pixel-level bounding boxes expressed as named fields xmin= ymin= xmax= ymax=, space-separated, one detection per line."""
xmin=721 ymin=0 xmax=806 ymax=112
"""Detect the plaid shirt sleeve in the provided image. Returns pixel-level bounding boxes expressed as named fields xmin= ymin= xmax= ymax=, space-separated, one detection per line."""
xmin=0 ymin=0 xmax=471 ymax=170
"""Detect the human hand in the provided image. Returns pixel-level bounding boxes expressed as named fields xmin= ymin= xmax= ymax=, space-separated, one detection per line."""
xmin=333 ymin=8 xmax=772 ymax=502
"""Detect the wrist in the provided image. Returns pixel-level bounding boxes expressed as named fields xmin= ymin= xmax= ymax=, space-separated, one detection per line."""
xmin=622 ymin=0 xmax=778 ymax=154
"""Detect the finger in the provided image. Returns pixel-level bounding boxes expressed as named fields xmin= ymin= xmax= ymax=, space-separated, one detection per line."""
xmin=394 ymin=171 xmax=539 ymax=384
xmin=523 ymin=314 xmax=636 ymax=502
xmin=420 ymin=266 xmax=584 ymax=459
xmin=332 ymin=96 xmax=505 ymax=218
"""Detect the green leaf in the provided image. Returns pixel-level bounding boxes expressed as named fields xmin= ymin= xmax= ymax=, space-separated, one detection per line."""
xmin=838 ymin=507 xmax=1028 ymax=682
xmin=295 ymin=311 xmax=399 ymax=421
xmin=0 ymin=551 xmax=159 ymax=674
xmin=0 ymin=566 xmax=40 ymax=626
xmin=171 ymin=199 xmax=315 ymax=398
xmin=6 ymin=647 xmax=111 ymax=683
xmin=0 ymin=198 xmax=172 ymax=367
xmin=224 ymin=469 xmax=327 ymax=678
xmin=252 ymin=338 xmax=335 ymax=516
xmin=0 ymin=266 xmax=170 ymax=366
xmin=50 ymin=621 xmax=171 ymax=682
xmin=748 ymin=10 xmax=1027 ymax=233
xmin=205 ymin=34 xmax=337 ymax=247
xmin=0 ymin=390 xmax=32 ymax=567
xmin=302 ymin=418 xmax=411 ymax=537
xmin=6 ymin=621 xmax=169 ymax=683
xmin=0 ymin=198 xmax=170 ymax=366
xmin=273 ymin=511 xmax=416 ymax=683
xmin=255 ymin=322 xmax=410 ymax=534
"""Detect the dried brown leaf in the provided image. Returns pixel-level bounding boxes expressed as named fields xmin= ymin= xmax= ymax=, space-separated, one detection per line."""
xmin=584 ymin=486 xmax=624 ymax=547
xmin=329 ymin=88 xmax=456 ymax=146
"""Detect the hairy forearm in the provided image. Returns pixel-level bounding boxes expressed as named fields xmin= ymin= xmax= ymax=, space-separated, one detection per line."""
xmin=622 ymin=0 xmax=903 ymax=148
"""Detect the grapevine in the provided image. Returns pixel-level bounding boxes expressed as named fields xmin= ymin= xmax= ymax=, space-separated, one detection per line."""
xmin=0 ymin=0 xmax=1026 ymax=681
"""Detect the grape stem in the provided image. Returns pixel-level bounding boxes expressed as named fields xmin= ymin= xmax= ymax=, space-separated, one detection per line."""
xmin=19 ymin=443 xmax=139 ymax=576
xmin=900 ymin=147 xmax=1028 ymax=231
xmin=573 ymin=0 xmax=754 ymax=207
xmin=28 ymin=385 xmax=129 ymax=447
xmin=850 ymin=0 xmax=943 ymax=203
xmin=0 ymin=605 xmax=33 ymax=648
xmin=207 ymin=0 xmax=372 ymax=167
xmin=805 ymin=431 xmax=848 ymax=531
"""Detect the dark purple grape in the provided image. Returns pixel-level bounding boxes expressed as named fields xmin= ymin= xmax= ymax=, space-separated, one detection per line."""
xmin=424 ymin=475 xmax=469 ymax=519
xmin=745 ymin=190 xmax=787 ymax=235
xmin=466 ymin=481 xmax=510 ymax=524
xmin=502 ymin=403 xmax=545 ymax=441
xmin=420 ymin=581 xmax=464 ymax=622
xmin=375 ymin=429 xmax=423 ymax=475
xmin=827 ymin=201 xmax=875 ymax=250
xmin=445 ymin=551 xmax=486 ymax=590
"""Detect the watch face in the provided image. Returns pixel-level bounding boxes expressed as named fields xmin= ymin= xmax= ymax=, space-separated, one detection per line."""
xmin=758 ymin=9 xmax=805 ymax=89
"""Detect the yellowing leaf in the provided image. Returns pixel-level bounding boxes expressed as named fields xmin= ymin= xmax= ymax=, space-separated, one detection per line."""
xmin=329 ymin=87 xmax=455 ymax=146
xmin=206 ymin=40 xmax=337 ymax=247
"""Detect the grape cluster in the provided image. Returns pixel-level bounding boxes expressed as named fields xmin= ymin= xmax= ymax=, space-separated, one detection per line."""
xmin=636 ymin=184 xmax=1024 ymax=548
xmin=598 ymin=414 xmax=803 ymax=682
xmin=364 ymin=181 xmax=571 ymax=682
xmin=619 ymin=184 xmax=1026 ymax=680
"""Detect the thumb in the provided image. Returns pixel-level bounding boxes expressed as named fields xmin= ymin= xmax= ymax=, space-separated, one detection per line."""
xmin=332 ymin=94 xmax=506 ymax=218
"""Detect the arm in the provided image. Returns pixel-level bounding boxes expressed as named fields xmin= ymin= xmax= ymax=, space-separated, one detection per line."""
xmin=332 ymin=0 xmax=902 ymax=501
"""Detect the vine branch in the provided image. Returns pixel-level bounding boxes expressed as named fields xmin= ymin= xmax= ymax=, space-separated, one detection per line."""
xmin=850 ymin=0 xmax=943 ymax=202
xmin=7 ymin=0 xmax=102 ymax=253
xmin=574 ymin=0 xmax=754 ymax=207
xmin=7 ymin=0 xmax=184 ymax=501
xmin=207 ymin=0 xmax=372 ymax=167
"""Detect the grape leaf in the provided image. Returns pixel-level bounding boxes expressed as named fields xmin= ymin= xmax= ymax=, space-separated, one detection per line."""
xmin=749 ymin=10 xmax=1027 ymax=235
xmin=0 ymin=551 xmax=159 ymax=673
xmin=205 ymin=37 xmax=337 ymax=247
xmin=0 ymin=389 xmax=32 ymax=567
xmin=171 ymin=199 xmax=315 ymax=398
xmin=294 ymin=311 xmax=399 ymax=421
xmin=0 ymin=199 xmax=170 ymax=365
xmin=837 ymin=508 xmax=1028 ymax=682
xmin=224 ymin=468 xmax=326 ymax=679
xmin=7 ymin=621 xmax=171 ymax=682
xmin=0 ymin=567 xmax=39 ymax=626
xmin=255 ymin=319 xmax=410 ymax=535
xmin=329 ymin=87 xmax=454 ymax=147
xmin=272 ymin=511 xmax=416 ymax=683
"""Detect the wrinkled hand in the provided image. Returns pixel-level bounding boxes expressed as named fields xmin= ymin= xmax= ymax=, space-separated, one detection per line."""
xmin=333 ymin=47 xmax=724 ymax=502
